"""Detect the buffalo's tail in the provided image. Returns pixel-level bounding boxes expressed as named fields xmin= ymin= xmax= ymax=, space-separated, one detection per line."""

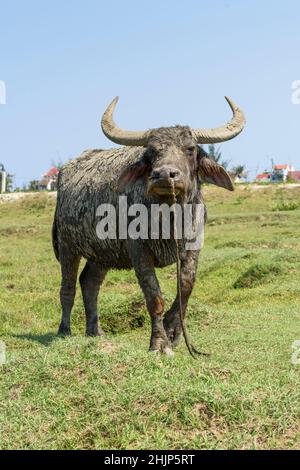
xmin=52 ymin=211 xmax=60 ymax=262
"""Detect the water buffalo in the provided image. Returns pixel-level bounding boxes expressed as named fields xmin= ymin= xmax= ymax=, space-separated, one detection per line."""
xmin=52 ymin=96 xmax=245 ymax=354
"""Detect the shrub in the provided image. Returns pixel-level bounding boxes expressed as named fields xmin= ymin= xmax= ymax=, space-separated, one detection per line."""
xmin=273 ymin=201 xmax=299 ymax=211
xmin=233 ymin=263 xmax=284 ymax=289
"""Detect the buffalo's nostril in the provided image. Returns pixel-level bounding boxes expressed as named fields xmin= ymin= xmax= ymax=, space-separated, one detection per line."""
xmin=169 ymin=170 xmax=180 ymax=179
xmin=150 ymin=171 xmax=160 ymax=180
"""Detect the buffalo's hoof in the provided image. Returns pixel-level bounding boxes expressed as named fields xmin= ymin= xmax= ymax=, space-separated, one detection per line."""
xmin=58 ymin=325 xmax=72 ymax=337
xmin=149 ymin=337 xmax=174 ymax=356
xmin=86 ymin=332 xmax=101 ymax=338
xmin=163 ymin=320 xmax=182 ymax=347
xmin=149 ymin=346 xmax=175 ymax=357
xmin=86 ymin=325 xmax=104 ymax=337
xmin=162 ymin=346 xmax=175 ymax=357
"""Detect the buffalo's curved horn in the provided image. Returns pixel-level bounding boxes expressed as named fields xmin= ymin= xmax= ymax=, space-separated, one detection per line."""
xmin=192 ymin=97 xmax=246 ymax=144
xmin=101 ymin=97 xmax=150 ymax=147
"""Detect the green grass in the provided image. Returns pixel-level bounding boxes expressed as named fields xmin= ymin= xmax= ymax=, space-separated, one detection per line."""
xmin=1 ymin=186 xmax=300 ymax=449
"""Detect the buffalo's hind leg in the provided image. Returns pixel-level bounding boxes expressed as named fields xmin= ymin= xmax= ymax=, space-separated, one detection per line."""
xmin=58 ymin=250 xmax=81 ymax=336
xmin=79 ymin=261 xmax=108 ymax=337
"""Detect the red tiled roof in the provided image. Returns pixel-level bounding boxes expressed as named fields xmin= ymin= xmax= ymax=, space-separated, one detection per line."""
xmin=256 ymin=173 xmax=271 ymax=180
xmin=45 ymin=167 xmax=59 ymax=177
xmin=273 ymin=164 xmax=291 ymax=170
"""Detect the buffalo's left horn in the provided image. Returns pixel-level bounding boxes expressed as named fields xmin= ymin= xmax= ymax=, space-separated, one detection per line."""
xmin=192 ymin=97 xmax=246 ymax=144
xmin=101 ymin=97 xmax=150 ymax=147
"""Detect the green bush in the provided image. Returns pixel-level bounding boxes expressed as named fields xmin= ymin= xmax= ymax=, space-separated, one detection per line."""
xmin=273 ymin=201 xmax=299 ymax=211
xmin=233 ymin=264 xmax=284 ymax=289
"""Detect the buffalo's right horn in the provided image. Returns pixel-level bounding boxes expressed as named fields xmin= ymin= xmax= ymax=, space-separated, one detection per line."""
xmin=101 ymin=97 xmax=150 ymax=147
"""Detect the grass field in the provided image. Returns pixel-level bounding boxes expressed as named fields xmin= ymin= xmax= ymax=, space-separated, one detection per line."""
xmin=0 ymin=185 xmax=300 ymax=450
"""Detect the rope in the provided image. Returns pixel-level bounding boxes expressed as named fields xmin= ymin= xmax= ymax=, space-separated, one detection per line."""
xmin=170 ymin=181 xmax=210 ymax=359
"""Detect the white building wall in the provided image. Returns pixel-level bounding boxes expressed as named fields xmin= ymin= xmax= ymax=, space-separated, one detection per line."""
xmin=0 ymin=171 xmax=6 ymax=193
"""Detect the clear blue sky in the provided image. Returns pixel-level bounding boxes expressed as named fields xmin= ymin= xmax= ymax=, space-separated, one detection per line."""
xmin=1 ymin=0 xmax=300 ymax=186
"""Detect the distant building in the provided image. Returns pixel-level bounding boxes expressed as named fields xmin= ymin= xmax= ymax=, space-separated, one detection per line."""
xmin=232 ymin=175 xmax=247 ymax=184
xmin=271 ymin=164 xmax=294 ymax=182
xmin=288 ymin=171 xmax=300 ymax=182
xmin=256 ymin=164 xmax=297 ymax=183
xmin=256 ymin=173 xmax=272 ymax=182
xmin=0 ymin=171 xmax=6 ymax=193
xmin=38 ymin=167 xmax=59 ymax=191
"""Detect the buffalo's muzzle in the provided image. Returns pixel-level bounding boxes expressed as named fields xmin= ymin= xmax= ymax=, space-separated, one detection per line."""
xmin=147 ymin=167 xmax=185 ymax=196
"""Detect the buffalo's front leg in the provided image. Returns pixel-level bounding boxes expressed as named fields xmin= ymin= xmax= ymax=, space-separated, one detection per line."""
xmin=129 ymin=243 xmax=172 ymax=354
xmin=164 ymin=250 xmax=199 ymax=347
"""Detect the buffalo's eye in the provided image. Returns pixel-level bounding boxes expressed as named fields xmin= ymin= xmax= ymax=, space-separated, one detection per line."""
xmin=145 ymin=146 xmax=157 ymax=162
xmin=186 ymin=146 xmax=196 ymax=154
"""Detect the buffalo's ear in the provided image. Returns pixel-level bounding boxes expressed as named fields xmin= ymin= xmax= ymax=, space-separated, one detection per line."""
xmin=118 ymin=160 xmax=150 ymax=192
xmin=197 ymin=147 xmax=234 ymax=191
